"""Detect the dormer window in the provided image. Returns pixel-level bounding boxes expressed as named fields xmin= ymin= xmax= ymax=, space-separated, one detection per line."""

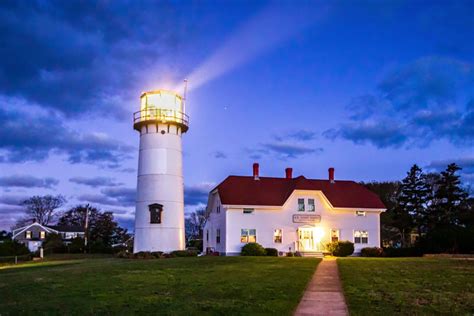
xmin=297 ymin=199 xmax=305 ymax=212
xmin=308 ymin=199 xmax=315 ymax=212
xmin=149 ymin=203 xmax=163 ymax=224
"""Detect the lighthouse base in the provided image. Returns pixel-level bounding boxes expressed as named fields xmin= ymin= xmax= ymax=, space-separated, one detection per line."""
xmin=133 ymin=227 xmax=185 ymax=253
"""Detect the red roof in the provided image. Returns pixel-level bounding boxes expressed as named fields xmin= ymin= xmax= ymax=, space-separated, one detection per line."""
xmin=215 ymin=175 xmax=385 ymax=209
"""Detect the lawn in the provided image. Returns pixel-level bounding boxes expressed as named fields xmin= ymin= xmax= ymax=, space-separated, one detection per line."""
xmin=338 ymin=257 xmax=474 ymax=315
xmin=0 ymin=256 xmax=319 ymax=315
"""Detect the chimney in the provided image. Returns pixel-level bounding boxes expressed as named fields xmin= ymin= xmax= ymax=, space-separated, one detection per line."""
xmin=285 ymin=168 xmax=293 ymax=179
xmin=253 ymin=163 xmax=260 ymax=180
xmin=328 ymin=167 xmax=335 ymax=183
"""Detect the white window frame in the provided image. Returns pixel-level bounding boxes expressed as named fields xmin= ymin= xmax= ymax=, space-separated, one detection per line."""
xmin=356 ymin=211 xmax=366 ymax=216
xmin=25 ymin=231 xmax=32 ymax=239
xmin=273 ymin=229 xmax=282 ymax=243
xmin=331 ymin=229 xmax=339 ymax=242
xmin=297 ymin=198 xmax=305 ymax=212
xmin=216 ymin=229 xmax=221 ymax=244
xmin=308 ymin=199 xmax=315 ymax=212
xmin=241 ymin=229 xmax=257 ymax=243
xmin=354 ymin=230 xmax=369 ymax=244
xmin=243 ymin=208 xmax=254 ymax=214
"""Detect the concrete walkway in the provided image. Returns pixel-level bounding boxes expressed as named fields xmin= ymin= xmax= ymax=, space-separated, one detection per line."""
xmin=294 ymin=258 xmax=349 ymax=316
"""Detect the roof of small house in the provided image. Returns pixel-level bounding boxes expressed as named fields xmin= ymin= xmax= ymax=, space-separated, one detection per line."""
xmin=214 ymin=175 xmax=385 ymax=209
xmin=46 ymin=225 xmax=85 ymax=233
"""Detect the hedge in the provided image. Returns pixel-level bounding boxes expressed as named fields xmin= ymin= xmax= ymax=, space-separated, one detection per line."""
xmin=327 ymin=241 xmax=354 ymax=257
xmin=241 ymin=243 xmax=266 ymax=256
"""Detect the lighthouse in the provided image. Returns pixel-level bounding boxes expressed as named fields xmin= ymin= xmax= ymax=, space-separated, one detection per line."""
xmin=133 ymin=89 xmax=189 ymax=253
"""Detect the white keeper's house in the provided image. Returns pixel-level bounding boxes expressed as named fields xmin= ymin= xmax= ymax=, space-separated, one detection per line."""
xmin=203 ymin=163 xmax=386 ymax=256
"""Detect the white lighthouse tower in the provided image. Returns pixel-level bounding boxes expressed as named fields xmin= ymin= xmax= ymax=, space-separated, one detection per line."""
xmin=133 ymin=89 xmax=189 ymax=253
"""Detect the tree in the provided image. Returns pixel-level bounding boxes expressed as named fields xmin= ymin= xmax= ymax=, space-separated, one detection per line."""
xmin=42 ymin=233 xmax=65 ymax=253
xmin=0 ymin=230 xmax=12 ymax=241
xmin=21 ymin=195 xmax=66 ymax=225
xmin=430 ymin=163 xmax=469 ymax=228
xmin=57 ymin=205 xmax=130 ymax=253
xmin=397 ymin=165 xmax=430 ymax=239
xmin=362 ymin=181 xmax=401 ymax=246
xmin=185 ymin=208 xmax=207 ymax=241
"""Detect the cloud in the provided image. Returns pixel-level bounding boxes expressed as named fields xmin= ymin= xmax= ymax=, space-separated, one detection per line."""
xmin=0 ymin=1 xmax=188 ymax=118
xmin=184 ymin=183 xmax=215 ymax=206
xmin=212 ymin=151 xmax=227 ymax=159
xmin=0 ymin=205 xmax=25 ymax=230
xmin=0 ymin=195 xmax=29 ymax=206
xmin=325 ymin=57 xmax=474 ymax=148
xmin=0 ymin=103 xmax=133 ymax=166
xmin=69 ymin=176 xmax=123 ymax=188
xmin=262 ymin=142 xmax=322 ymax=159
xmin=0 ymin=175 xmax=59 ymax=189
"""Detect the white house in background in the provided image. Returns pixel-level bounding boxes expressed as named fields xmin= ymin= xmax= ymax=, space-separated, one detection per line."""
xmin=12 ymin=222 xmax=85 ymax=252
xmin=203 ymin=164 xmax=386 ymax=256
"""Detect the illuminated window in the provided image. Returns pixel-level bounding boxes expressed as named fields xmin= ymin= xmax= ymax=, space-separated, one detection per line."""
xmin=40 ymin=231 xmax=46 ymax=239
xmin=216 ymin=229 xmax=221 ymax=244
xmin=356 ymin=211 xmax=366 ymax=216
xmin=149 ymin=203 xmax=163 ymax=224
xmin=274 ymin=229 xmax=282 ymax=243
xmin=354 ymin=230 xmax=368 ymax=244
xmin=25 ymin=231 xmax=32 ymax=239
xmin=241 ymin=229 xmax=256 ymax=243
xmin=308 ymin=199 xmax=315 ymax=212
xmin=243 ymin=208 xmax=254 ymax=214
xmin=331 ymin=229 xmax=339 ymax=242
xmin=298 ymin=199 xmax=305 ymax=212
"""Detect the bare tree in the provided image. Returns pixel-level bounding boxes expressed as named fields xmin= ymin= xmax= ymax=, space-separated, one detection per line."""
xmin=21 ymin=195 xmax=66 ymax=225
xmin=185 ymin=208 xmax=207 ymax=241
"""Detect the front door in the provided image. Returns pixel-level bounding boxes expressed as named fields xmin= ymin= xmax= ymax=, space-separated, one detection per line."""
xmin=298 ymin=228 xmax=317 ymax=251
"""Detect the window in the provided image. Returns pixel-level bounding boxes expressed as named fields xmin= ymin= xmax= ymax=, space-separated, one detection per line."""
xmin=308 ymin=199 xmax=315 ymax=212
xmin=356 ymin=211 xmax=366 ymax=216
xmin=297 ymin=198 xmax=305 ymax=212
xmin=149 ymin=203 xmax=163 ymax=224
xmin=40 ymin=231 xmax=46 ymax=239
xmin=206 ymin=230 xmax=209 ymax=242
xmin=243 ymin=208 xmax=254 ymax=214
xmin=274 ymin=229 xmax=282 ymax=243
xmin=354 ymin=230 xmax=368 ymax=244
xmin=25 ymin=231 xmax=32 ymax=239
xmin=216 ymin=229 xmax=221 ymax=244
xmin=216 ymin=206 xmax=220 ymax=214
xmin=241 ymin=229 xmax=257 ymax=243
xmin=331 ymin=229 xmax=339 ymax=242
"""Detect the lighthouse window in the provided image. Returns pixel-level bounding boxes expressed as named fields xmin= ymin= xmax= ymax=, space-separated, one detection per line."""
xmin=149 ymin=204 xmax=163 ymax=224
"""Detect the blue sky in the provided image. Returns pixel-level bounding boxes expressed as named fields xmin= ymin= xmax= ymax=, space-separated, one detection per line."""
xmin=0 ymin=0 xmax=473 ymax=230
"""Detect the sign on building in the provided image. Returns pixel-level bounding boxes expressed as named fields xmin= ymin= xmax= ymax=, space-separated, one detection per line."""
xmin=292 ymin=214 xmax=321 ymax=223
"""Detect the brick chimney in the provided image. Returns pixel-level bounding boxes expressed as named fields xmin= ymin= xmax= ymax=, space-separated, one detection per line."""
xmin=328 ymin=167 xmax=335 ymax=183
xmin=285 ymin=168 xmax=293 ymax=179
xmin=253 ymin=163 xmax=260 ymax=180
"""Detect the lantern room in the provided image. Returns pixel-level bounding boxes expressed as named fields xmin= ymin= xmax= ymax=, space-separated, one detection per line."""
xmin=133 ymin=89 xmax=189 ymax=132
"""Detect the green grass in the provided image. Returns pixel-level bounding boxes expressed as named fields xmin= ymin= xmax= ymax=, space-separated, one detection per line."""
xmin=338 ymin=257 xmax=474 ymax=315
xmin=0 ymin=256 xmax=319 ymax=315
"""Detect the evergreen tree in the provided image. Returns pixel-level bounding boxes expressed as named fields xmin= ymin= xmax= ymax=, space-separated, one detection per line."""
xmin=390 ymin=165 xmax=431 ymax=246
xmin=430 ymin=163 xmax=469 ymax=227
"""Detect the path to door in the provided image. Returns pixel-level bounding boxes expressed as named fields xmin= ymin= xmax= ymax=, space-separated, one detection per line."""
xmin=294 ymin=258 xmax=349 ymax=316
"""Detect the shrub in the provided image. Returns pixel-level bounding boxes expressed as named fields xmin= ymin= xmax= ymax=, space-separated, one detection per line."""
xmin=294 ymin=251 xmax=302 ymax=257
xmin=286 ymin=252 xmax=294 ymax=257
xmin=43 ymin=233 xmax=66 ymax=253
xmin=133 ymin=251 xmax=156 ymax=259
xmin=115 ymin=250 xmax=132 ymax=259
xmin=361 ymin=247 xmax=384 ymax=257
xmin=0 ymin=240 xmax=30 ymax=256
xmin=264 ymin=248 xmax=278 ymax=256
xmin=187 ymin=239 xmax=203 ymax=252
xmin=241 ymin=243 xmax=266 ymax=256
xmin=68 ymin=237 xmax=85 ymax=253
xmin=327 ymin=241 xmax=354 ymax=257
xmin=170 ymin=250 xmax=198 ymax=257
xmin=151 ymin=251 xmax=164 ymax=258
xmin=383 ymin=247 xmax=423 ymax=257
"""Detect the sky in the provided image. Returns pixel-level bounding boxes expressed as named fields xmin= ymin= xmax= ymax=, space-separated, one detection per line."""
xmin=0 ymin=0 xmax=473 ymax=231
